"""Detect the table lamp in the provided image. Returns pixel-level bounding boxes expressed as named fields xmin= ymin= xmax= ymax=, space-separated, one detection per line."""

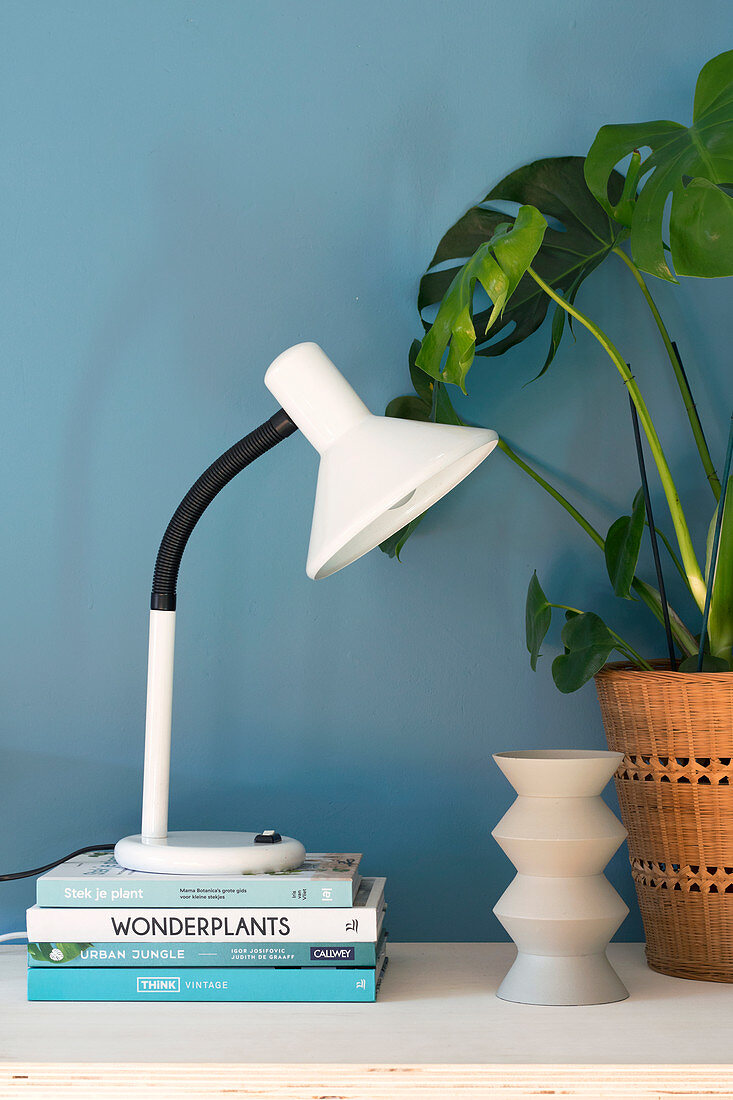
xmin=115 ymin=343 xmax=498 ymax=875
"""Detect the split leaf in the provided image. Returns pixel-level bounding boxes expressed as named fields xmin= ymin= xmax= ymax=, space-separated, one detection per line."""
xmin=416 ymin=207 xmax=547 ymax=391
xmin=418 ymin=157 xmax=625 ymax=373
xmin=585 ymin=50 xmax=733 ymax=280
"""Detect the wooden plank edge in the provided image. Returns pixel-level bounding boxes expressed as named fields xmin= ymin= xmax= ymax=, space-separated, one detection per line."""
xmin=2 ymin=1063 xmax=733 ymax=1099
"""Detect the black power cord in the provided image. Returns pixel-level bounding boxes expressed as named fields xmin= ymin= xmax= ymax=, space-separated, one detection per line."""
xmin=0 ymin=844 xmax=115 ymax=882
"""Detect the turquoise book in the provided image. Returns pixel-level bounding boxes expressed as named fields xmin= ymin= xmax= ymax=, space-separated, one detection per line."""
xmin=35 ymin=852 xmax=361 ymax=908
xmin=27 ymin=956 xmax=388 ymax=1002
xmin=28 ymin=927 xmax=388 ymax=969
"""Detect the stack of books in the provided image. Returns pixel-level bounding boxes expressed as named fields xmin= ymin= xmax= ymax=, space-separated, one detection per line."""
xmin=26 ymin=852 xmax=388 ymax=1002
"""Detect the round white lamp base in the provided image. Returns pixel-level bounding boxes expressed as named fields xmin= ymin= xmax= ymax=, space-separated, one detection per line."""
xmin=114 ymin=831 xmax=306 ymax=875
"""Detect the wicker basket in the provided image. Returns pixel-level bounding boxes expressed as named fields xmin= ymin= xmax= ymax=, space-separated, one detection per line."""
xmin=595 ymin=660 xmax=733 ymax=982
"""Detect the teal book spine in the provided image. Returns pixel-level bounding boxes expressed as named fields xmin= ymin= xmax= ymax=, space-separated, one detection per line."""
xmin=27 ymin=963 xmax=386 ymax=1002
xmin=27 ymin=939 xmax=382 ymax=968
xmin=35 ymin=853 xmax=361 ymax=908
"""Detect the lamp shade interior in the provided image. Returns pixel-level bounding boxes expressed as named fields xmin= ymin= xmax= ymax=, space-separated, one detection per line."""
xmin=306 ymin=414 xmax=498 ymax=579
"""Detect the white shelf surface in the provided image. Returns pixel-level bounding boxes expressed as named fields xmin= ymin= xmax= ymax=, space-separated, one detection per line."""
xmin=3 ymin=943 xmax=733 ymax=1097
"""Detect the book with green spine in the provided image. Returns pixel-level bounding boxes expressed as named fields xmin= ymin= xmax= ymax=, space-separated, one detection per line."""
xmin=28 ymin=927 xmax=388 ymax=968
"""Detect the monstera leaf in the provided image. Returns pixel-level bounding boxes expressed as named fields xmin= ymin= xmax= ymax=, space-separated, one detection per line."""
xmin=385 ymin=341 xmax=464 ymax=426
xmin=585 ymin=50 xmax=733 ymax=281
xmin=27 ymin=943 xmax=52 ymax=962
xmin=416 ymin=207 xmax=547 ymax=391
xmin=27 ymin=941 xmax=93 ymax=963
xmin=418 ymin=157 xmax=626 ymax=375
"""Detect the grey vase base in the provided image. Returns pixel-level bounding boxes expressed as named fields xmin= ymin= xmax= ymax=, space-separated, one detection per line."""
xmin=496 ymin=951 xmax=629 ymax=1006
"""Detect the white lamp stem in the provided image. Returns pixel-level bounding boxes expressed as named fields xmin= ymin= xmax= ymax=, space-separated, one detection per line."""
xmin=141 ymin=609 xmax=176 ymax=840
xmin=116 ymin=409 xmax=308 ymax=875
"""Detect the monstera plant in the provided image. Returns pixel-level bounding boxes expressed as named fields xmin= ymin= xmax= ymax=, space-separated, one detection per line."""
xmin=27 ymin=942 xmax=93 ymax=964
xmin=382 ymin=50 xmax=733 ymax=694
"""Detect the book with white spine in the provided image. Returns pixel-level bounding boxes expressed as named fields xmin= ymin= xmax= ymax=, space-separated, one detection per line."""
xmin=27 ymin=878 xmax=385 ymax=944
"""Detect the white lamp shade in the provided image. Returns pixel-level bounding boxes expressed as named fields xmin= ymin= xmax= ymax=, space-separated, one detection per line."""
xmin=265 ymin=343 xmax=498 ymax=579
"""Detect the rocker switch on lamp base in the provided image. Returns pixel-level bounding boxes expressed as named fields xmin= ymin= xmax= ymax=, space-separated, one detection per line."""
xmin=255 ymin=831 xmax=282 ymax=844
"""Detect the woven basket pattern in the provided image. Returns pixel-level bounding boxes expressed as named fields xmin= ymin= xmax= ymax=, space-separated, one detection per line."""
xmin=595 ymin=660 xmax=733 ymax=982
xmin=631 ymin=858 xmax=733 ymax=891
xmin=618 ymin=755 xmax=733 ymax=785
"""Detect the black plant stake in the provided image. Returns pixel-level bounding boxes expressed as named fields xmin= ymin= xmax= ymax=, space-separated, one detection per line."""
xmin=671 ymin=341 xmax=721 ymax=497
xmin=697 ymin=413 xmax=733 ymax=672
xmin=628 ymin=393 xmax=677 ymax=670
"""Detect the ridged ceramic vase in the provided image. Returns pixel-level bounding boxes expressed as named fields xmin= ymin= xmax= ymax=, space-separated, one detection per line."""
xmin=492 ymin=750 xmax=629 ymax=1006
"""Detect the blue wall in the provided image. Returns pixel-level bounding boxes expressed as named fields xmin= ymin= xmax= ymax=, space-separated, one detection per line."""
xmin=2 ymin=1 xmax=731 ymax=940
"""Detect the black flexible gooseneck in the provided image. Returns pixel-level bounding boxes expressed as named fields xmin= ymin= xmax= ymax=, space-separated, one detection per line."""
xmin=0 ymin=408 xmax=300 ymax=886
xmin=150 ymin=409 xmax=298 ymax=611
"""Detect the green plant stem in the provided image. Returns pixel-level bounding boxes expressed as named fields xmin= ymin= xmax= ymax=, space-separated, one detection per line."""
xmin=498 ymin=438 xmax=698 ymax=656
xmin=612 ymin=245 xmax=721 ymax=501
xmin=527 ymin=266 xmax=706 ymax=613
xmin=649 ymin=522 xmax=693 ymax=595
xmin=609 ymin=635 xmax=655 ymax=670
xmin=496 ymin=439 xmax=603 ymax=549
xmin=548 ymin=603 xmax=654 ymax=670
xmin=631 ymin=578 xmax=698 ymax=657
